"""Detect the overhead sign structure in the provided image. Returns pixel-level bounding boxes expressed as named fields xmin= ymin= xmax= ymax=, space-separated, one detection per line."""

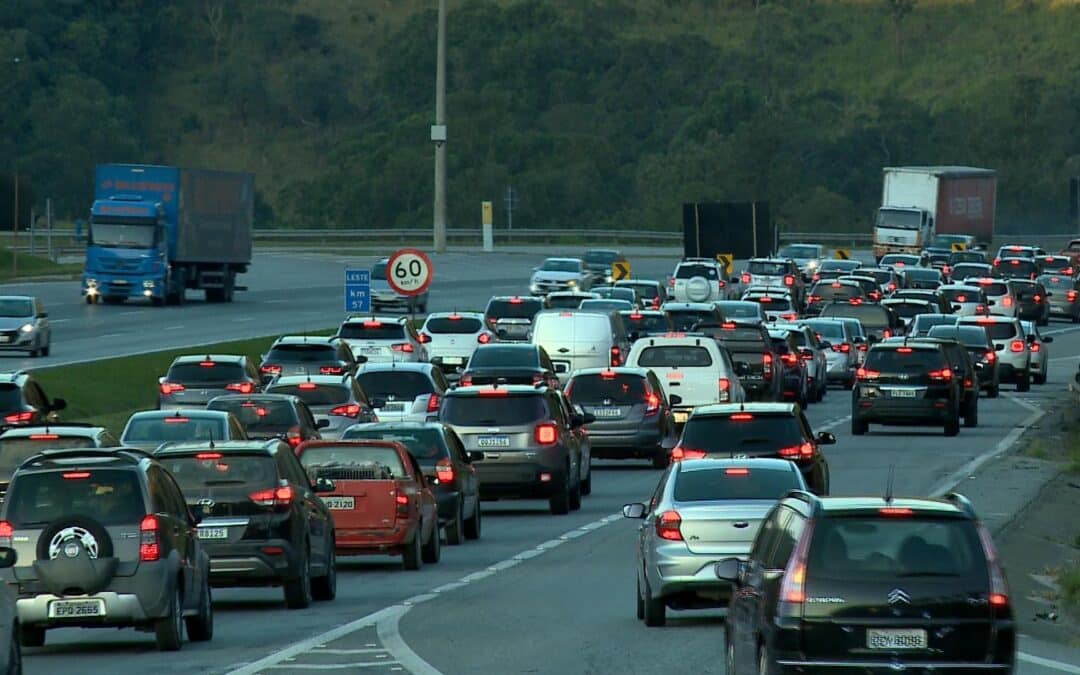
xmin=386 ymin=248 xmax=434 ymax=296
xmin=715 ymin=253 xmax=734 ymax=276
xmin=833 ymin=248 xmax=851 ymax=260
xmin=951 ymin=242 xmax=967 ymax=252
xmin=344 ymin=269 xmax=370 ymax=313
xmin=611 ymin=260 xmax=631 ymax=282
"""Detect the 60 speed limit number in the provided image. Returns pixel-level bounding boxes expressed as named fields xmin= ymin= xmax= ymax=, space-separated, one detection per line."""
xmin=385 ymin=248 xmax=434 ymax=296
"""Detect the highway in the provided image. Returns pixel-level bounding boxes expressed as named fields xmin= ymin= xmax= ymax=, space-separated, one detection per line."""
xmin=8 ymin=249 xmax=1080 ymax=674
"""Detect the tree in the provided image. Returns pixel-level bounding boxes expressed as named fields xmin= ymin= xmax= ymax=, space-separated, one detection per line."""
xmin=885 ymin=0 xmax=917 ymax=62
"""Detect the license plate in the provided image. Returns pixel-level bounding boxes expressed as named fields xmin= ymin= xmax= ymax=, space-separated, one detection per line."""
xmin=673 ymin=411 xmax=689 ymax=424
xmin=890 ymin=389 xmax=917 ymax=398
xmin=592 ymin=408 xmax=622 ymax=418
xmin=867 ymin=628 xmax=927 ymax=650
xmin=49 ymin=599 xmax=105 ymax=618
xmin=323 ymin=496 xmax=355 ymax=510
xmin=442 ymin=357 xmax=463 ymax=365
xmin=364 ymin=347 xmax=382 ymax=354
xmin=197 ymin=527 xmax=229 ymax=540
xmin=477 ymin=435 xmax=510 ymax=448
xmin=0 ymin=336 xmax=8 ymax=343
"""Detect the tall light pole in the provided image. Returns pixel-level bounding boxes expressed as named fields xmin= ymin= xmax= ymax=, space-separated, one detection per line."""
xmin=10 ymin=57 xmax=21 ymax=276
xmin=431 ymin=0 xmax=448 ymax=254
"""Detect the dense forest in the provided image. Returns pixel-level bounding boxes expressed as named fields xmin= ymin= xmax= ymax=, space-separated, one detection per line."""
xmin=2 ymin=0 xmax=1079 ymax=234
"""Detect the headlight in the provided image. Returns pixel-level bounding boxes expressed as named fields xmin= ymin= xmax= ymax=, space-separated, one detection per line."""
xmin=86 ymin=278 xmax=98 ymax=288
xmin=806 ymin=260 xmax=819 ymax=270
xmin=19 ymin=323 xmax=34 ymax=333
xmin=567 ymin=279 xmax=578 ymax=287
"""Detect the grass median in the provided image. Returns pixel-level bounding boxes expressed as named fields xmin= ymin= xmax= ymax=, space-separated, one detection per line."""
xmin=0 ymin=247 xmax=82 ymax=282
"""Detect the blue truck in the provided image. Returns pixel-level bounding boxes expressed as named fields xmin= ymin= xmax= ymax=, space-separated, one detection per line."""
xmin=82 ymin=164 xmax=254 ymax=305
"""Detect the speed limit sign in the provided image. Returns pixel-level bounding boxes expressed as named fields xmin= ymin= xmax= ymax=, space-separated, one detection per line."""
xmin=386 ymin=248 xmax=434 ymax=296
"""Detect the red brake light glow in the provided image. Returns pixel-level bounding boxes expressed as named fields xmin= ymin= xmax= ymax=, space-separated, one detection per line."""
xmin=671 ymin=446 xmax=707 ymax=462
xmin=477 ymin=388 xmax=508 ymax=397
xmin=928 ymin=368 xmax=953 ymax=381
xmin=426 ymin=394 xmax=440 ymax=413
xmin=509 ymin=296 xmax=524 ymax=304
xmin=249 ymin=486 xmax=295 ymax=508
xmin=391 ymin=343 xmax=414 ymax=353
xmin=330 ymin=403 xmax=362 ymax=417
xmin=0 ymin=521 xmax=11 ymax=547
xmin=226 ymin=382 xmax=255 ymax=393
xmin=535 ymin=422 xmax=558 ymax=445
xmin=730 ymin=413 xmax=754 ymax=421
xmin=417 ymin=332 xmax=432 ymax=344
xmin=163 ymin=417 xmax=190 ymax=424
xmin=362 ymin=320 xmax=382 ymax=327
xmin=644 ymin=392 xmax=660 ymax=415
xmin=62 ymin=472 xmax=91 ymax=480
xmin=655 ymin=510 xmax=683 ymax=541
xmin=778 ymin=442 xmax=814 ymax=460
xmin=724 ymin=468 xmax=749 ymax=476
xmin=722 ymin=322 xmax=736 ymax=329
xmin=1010 ymin=340 xmax=1025 ymax=353
xmin=435 ymin=458 xmax=454 ymax=483
xmin=879 ymin=507 xmax=914 ymax=517
xmin=856 ymin=367 xmax=880 ymax=380
xmin=610 ymin=345 xmax=622 ymax=367
xmin=29 ymin=434 xmax=59 ymax=440
xmin=139 ymin=514 xmax=160 ymax=562
xmin=159 ymin=382 xmax=185 ymax=395
xmin=318 ymin=366 xmax=343 ymax=375
xmin=199 ymin=361 xmax=216 ymax=368
xmin=260 ymin=365 xmax=282 ymax=375
xmin=599 ymin=370 xmax=616 ymax=380
xmin=195 ymin=452 xmax=222 ymax=460
xmin=298 ymin=382 xmax=318 ymax=390
xmin=477 ymin=332 xmax=491 ymax=344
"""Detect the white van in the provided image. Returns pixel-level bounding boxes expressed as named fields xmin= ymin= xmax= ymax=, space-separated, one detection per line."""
xmin=530 ymin=310 xmax=630 ymax=384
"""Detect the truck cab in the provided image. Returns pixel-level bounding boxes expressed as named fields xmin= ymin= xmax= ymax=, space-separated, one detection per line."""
xmin=873 ymin=206 xmax=931 ymax=261
xmin=83 ymin=195 xmax=171 ymax=305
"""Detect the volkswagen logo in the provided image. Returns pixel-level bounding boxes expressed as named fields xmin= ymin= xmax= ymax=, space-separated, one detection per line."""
xmin=887 ymin=588 xmax=911 ymax=605
xmin=63 ymin=542 xmax=80 ymax=559
xmin=602 ymin=399 xmax=613 ymax=406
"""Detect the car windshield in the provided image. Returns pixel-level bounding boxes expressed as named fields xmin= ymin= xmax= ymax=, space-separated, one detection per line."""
xmin=159 ymin=453 xmax=278 ymax=494
xmin=356 ymin=371 xmax=432 ymax=400
xmin=819 ymin=261 xmax=860 ymax=272
xmin=299 ymin=444 xmax=406 ymax=479
xmin=440 ymin=395 xmax=547 ymax=426
xmin=6 ymin=469 xmax=144 ymax=527
xmin=673 ymin=466 xmax=802 ymax=502
xmin=810 ymin=282 xmax=859 ymax=299
xmin=806 ymin=517 xmax=986 ymax=581
xmin=338 ymin=322 xmax=405 ymax=340
xmin=680 ymin=414 xmax=805 ymax=452
xmin=616 ymin=283 xmax=659 ymax=300
xmin=950 ymin=252 xmax=985 ymax=264
xmin=748 ymin=261 xmax=789 ymax=275
xmin=207 ymin=400 xmax=299 ymax=435
xmin=89 ymin=222 xmax=156 ymax=248
xmin=865 ymin=348 xmax=946 ymax=372
xmin=857 ymin=269 xmax=892 ymax=284
xmin=666 ymin=310 xmax=714 ymax=331
xmin=566 ymin=373 xmax=647 ymax=404
xmin=635 ymin=345 xmax=713 ymax=368
xmin=122 ymin=416 xmax=227 ymax=444
xmin=584 ymin=250 xmax=619 ymax=264
xmin=0 ymin=299 xmax=33 ymax=318
xmin=0 ymin=436 xmax=96 ymax=476
xmin=167 ymin=361 xmax=247 ymax=383
xmin=467 ymin=346 xmax=538 ymax=368
xmin=715 ymin=302 xmax=761 ymax=319
xmin=266 ymin=384 xmax=351 ymax=406
xmin=777 ymin=245 xmax=818 ymax=259
xmin=425 ymin=316 xmax=483 ymax=334
xmin=540 ymin=259 xmax=580 ymax=273
xmin=927 ymin=326 xmax=990 ymax=349
xmin=265 ymin=344 xmax=337 ymax=363
xmin=621 ymin=312 xmax=670 ymax=333
xmin=876 ymin=209 xmax=921 ymax=229
xmin=341 ymin=428 xmax=447 ymax=461
xmin=966 ymin=322 xmax=1018 ymax=340
xmin=486 ymin=299 xmax=542 ymax=320
xmin=675 ymin=264 xmax=719 ymax=280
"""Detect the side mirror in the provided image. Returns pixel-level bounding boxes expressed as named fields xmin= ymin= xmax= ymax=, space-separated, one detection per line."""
xmin=354 ymin=354 xmax=368 ymax=364
xmin=0 ymin=547 xmax=16 ymax=569
xmin=714 ymin=558 xmax=743 ymax=582
xmin=468 ymin=451 xmax=485 ymax=462
xmin=816 ymin=431 xmax=836 ymax=445
xmin=369 ymin=398 xmax=387 ymax=409
xmin=51 ymin=398 xmax=67 ymax=412
xmin=1043 ymin=335 xmax=1054 ymax=343
xmin=819 ymin=341 xmax=832 ymax=350
xmin=316 ymin=419 xmax=331 ymax=429
xmin=952 ymin=304 xmax=962 ymax=311
xmin=570 ymin=414 xmax=585 ymax=429
xmin=622 ymin=503 xmax=647 ymax=519
xmin=313 ymin=477 xmax=336 ymax=493
xmin=582 ymin=412 xmax=597 ymax=425
xmin=669 ymin=394 xmax=682 ymax=406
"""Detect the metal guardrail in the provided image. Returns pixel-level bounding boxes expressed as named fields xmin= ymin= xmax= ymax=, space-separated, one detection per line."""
xmin=251 ymin=228 xmax=682 ymax=243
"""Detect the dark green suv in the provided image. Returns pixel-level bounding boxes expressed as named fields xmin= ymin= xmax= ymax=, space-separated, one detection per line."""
xmin=852 ymin=342 xmax=962 ymax=436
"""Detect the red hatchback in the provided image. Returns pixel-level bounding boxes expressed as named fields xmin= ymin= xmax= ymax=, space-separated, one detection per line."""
xmin=295 ymin=440 xmax=441 ymax=570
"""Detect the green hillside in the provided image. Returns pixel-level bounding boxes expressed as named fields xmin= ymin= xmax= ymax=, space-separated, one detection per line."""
xmin=3 ymin=0 xmax=1079 ymax=234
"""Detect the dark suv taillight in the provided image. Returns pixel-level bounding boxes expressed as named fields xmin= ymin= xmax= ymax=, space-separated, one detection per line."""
xmin=139 ymin=515 xmax=160 ymax=562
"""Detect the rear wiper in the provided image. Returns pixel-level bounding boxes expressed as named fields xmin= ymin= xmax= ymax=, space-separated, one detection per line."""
xmin=473 ymin=420 xmax=498 ymax=426
xmin=896 ymin=571 xmax=961 ymax=578
xmin=201 ymin=479 xmax=247 ymax=486
xmin=738 ymin=437 xmax=772 ymax=445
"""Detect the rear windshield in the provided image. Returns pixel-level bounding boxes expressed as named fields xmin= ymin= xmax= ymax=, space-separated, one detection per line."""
xmin=122 ymin=416 xmax=226 ymax=444
xmin=425 ymin=317 xmax=482 ymax=334
xmin=595 ymin=288 xmax=635 ymax=302
xmin=674 ymin=467 xmax=802 ymax=502
xmin=887 ymin=303 xmax=932 ymax=319
xmin=167 ymin=362 xmax=246 ymax=383
xmin=666 ymin=310 xmax=714 ymax=331
xmin=440 ymin=395 xmax=548 ymax=426
xmin=820 ymin=304 xmax=891 ymax=329
xmin=0 ymin=436 xmax=96 ymax=476
xmin=881 ymin=255 xmax=919 ymax=266
xmin=675 ymin=264 xmax=719 ymax=280
xmin=355 ymin=371 xmax=432 ymax=400
xmin=267 ymin=384 xmax=350 ymax=406
xmin=976 ymin=282 xmax=1009 ymax=296
xmin=941 ymin=288 xmax=981 ymax=303
xmin=776 ymin=331 xmax=808 ymax=347
xmin=715 ymin=303 xmax=762 ymax=319
xmin=159 ymin=454 xmax=278 ymax=494
xmin=748 ymin=261 xmax=789 ymax=275
xmin=580 ymin=300 xmax=631 ymax=311
xmin=999 ymin=260 xmax=1037 ymax=274
xmin=547 ymin=295 xmax=588 ymax=309
xmin=299 ymin=444 xmax=406 ymax=479
xmin=966 ymin=322 xmax=1018 ymax=340
xmin=1038 ymin=275 xmax=1075 ymax=291
xmin=927 ymin=326 xmax=990 ymax=349
xmin=265 ymin=344 xmax=337 ymax=363
xmin=806 ymin=517 xmax=987 ymax=582
xmin=904 ymin=269 xmax=940 ymax=281
xmin=486 ymin=299 xmax=542 ymax=320
xmin=714 ymin=327 xmax=768 ymax=344
xmin=949 ymin=252 xmax=985 ymax=264
xmin=802 ymin=321 xmax=845 ymax=339
xmin=865 ymin=348 xmax=946 ymax=371
xmin=748 ymin=296 xmax=791 ymax=311
xmin=635 ymin=346 xmax=713 ymax=368
xmin=341 ymin=428 xmax=447 ymax=461
xmin=621 ymin=312 xmax=670 ymax=333
xmin=912 ymin=316 xmax=955 ymax=332
xmin=1040 ymin=258 xmax=1071 ymax=271
xmin=617 ymin=283 xmax=659 ymax=300
xmin=566 ymin=374 xmax=647 ymax=403
xmin=207 ymin=400 xmax=299 ymax=435
xmin=680 ymin=415 xmax=804 ymax=452
xmin=856 ymin=269 xmax=892 ymax=284
xmin=6 ymin=469 xmax=144 ymax=527
xmin=338 ymin=322 xmax=404 ymax=340
xmin=952 ymin=265 xmax=990 ymax=279
xmin=810 ymin=283 xmax=859 ymax=299
xmin=467 ymin=347 xmax=538 ymax=368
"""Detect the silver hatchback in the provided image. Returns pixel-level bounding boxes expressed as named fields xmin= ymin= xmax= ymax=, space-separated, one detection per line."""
xmin=624 ymin=458 xmax=807 ymax=626
xmin=265 ymin=375 xmax=380 ymax=439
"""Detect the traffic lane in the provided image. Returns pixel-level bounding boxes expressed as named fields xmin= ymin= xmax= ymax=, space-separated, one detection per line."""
xmin=22 ymin=463 xmax=666 ymax=675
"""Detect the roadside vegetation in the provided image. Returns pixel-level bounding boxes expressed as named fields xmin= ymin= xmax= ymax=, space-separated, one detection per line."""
xmin=0 ymin=247 xmax=82 ymax=282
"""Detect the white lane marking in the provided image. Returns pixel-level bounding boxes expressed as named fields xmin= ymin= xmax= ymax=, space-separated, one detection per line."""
xmin=1049 ymin=355 xmax=1080 ymax=363
xmin=266 ymin=299 xmax=291 ymax=304
xmin=267 ymin=663 xmax=401 ymax=670
xmin=98 ymin=333 xmax=124 ymax=339
xmin=1038 ymin=326 xmax=1080 ymax=337
xmin=1018 ymin=652 xmax=1080 ymax=674
xmin=163 ymin=325 xmax=186 ymax=331
xmin=225 ymin=513 xmax=622 ymax=675
xmin=929 ymin=393 xmax=1045 ymax=497
xmin=234 ymin=316 xmax=255 ymax=322
xmin=117 ymin=311 xmax=142 ymax=316
xmin=312 ymin=649 xmax=391 ymax=655
xmin=49 ymin=318 xmax=70 ymax=324
xmin=818 ymin=415 xmax=851 ymax=432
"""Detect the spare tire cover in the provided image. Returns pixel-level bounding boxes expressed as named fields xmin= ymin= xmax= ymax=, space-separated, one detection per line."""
xmin=686 ymin=276 xmax=711 ymax=302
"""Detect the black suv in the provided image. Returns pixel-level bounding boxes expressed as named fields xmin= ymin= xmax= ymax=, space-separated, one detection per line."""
xmin=207 ymin=394 xmax=327 ymax=447
xmin=928 ymin=325 xmax=1001 ymax=397
xmin=718 ymin=491 xmax=1015 ymax=673
xmin=153 ymin=440 xmax=337 ymax=609
xmin=701 ymin=322 xmax=783 ymax=403
xmin=460 ymin=344 xmax=558 ymax=388
xmin=853 ymin=342 xmax=962 ymax=436
xmin=0 ymin=448 xmax=212 ymax=650
xmin=158 ymin=354 xmax=261 ymax=409
xmin=0 ymin=372 xmax=65 ymax=427
xmin=258 ymin=336 xmax=364 ymax=384
xmin=884 ymin=337 xmax=979 ymax=428
xmin=672 ymin=403 xmax=833 ymax=495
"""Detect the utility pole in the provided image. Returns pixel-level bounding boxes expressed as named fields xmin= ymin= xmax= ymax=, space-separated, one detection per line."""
xmin=431 ymin=0 xmax=448 ymax=254
xmin=12 ymin=172 xmax=17 ymax=276
xmin=504 ymin=186 xmax=518 ymax=231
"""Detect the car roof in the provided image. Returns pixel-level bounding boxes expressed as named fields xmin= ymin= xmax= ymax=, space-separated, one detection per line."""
xmin=814 ymin=496 xmax=969 ymax=517
xmin=357 ymin=362 xmax=434 ymax=374
xmin=273 ymin=336 xmax=336 ymax=346
xmin=869 ymin=341 xmax=939 ymax=351
xmin=615 ymin=279 xmax=660 ymax=287
xmin=153 ymin=440 xmax=281 ymax=456
xmin=446 ymin=385 xmax=546 ymax=396
xmin=171 ymin=354 xmax=247 ymax=365
xmin=341 ymin=315 xmax=408 ymax=325
xmin=0 ymin=424 xmax=103 ymax=439
xmin=127 ymin=409 xmax=233 ymax=420
xmin=208 ymin=393 xmax=302 ymax=405
xmin=676 ymin=457 xmax=800 ymax=473
xmin=543 ymin=257 xmax=582 ymax=263
xmin=424 ymin=311 xmax=484 ymax=320
xmin=269 ymin=374 xmax=351 ymax=386
xmin=692 ymin=402 xmax=798 ymax=416
xmin=634 ymin=333 xmax=713 ymax=346
xmin=661 ymin=302 xmax=716 ymax=310
xmin=957 ymin=315 xmax=1017 ymax=325
xmin=570 ymin=366 xmax=652 ymax=379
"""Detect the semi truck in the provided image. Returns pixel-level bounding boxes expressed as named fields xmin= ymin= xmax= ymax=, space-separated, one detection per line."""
xmin=872 ymin=166 xmax=996 ymax=261
xmin=82 ymin=164 xmax=254 ymax=305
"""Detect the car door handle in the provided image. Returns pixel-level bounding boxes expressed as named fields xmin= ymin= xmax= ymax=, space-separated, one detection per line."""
xmin=733 ymin=522 xmax=749 ymax=529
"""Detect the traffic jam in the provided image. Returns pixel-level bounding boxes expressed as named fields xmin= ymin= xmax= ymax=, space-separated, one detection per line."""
xmin=0 ymin=238 xmax=1073 ymax=674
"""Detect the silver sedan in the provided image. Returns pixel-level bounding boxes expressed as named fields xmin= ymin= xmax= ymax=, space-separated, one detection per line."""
xmin=623 ymin=458 xmax=807 ymax=627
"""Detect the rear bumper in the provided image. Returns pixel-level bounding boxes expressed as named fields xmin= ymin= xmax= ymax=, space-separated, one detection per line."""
xmin=14 ymin=561 xmax=173 ymax=627
xmin=335 ymin=526 xmax=415 ymax=555
xmin=1048 ymin=301 xmax=1080 ymax=317
xmin=773 ymin=659 xmax=1013 ymax=673
xmin=586 ymin=424 xmax=664 ymax=454
xmin=477 ymin=464 xmax=567 ymax=498
xmin=205 ymin=538 xmax=301 ymax=586
xmin=648 ymin=544 xmax=744 ymax=605
xmin=854 ymin=396 xmax=954 ymax=425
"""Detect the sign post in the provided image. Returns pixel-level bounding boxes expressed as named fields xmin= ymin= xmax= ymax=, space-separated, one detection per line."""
xmin=482 ymin=201 xmax=493 ymax=253
xmin=344 ymin=269 xmax=371 ymax=313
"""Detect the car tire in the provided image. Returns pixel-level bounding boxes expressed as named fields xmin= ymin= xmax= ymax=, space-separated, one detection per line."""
xmin=40 ymin=343 xmax=49 ymax=357
xmin=1034 ymin=371 xmax=1046 ymax=385
xmin=421 ymin=519 xmax=441 ymax=564
xmin=151 ymin=296 xmax=165 ymax=307
xmin=311 ymin=539 xmax=337 ymax=601
xmin=549 ymin=478 xmax=570 ymax=516
xmin=635 ymin=577 xmax=645 ymax=620
xmin=568 ymin=473 xmax=582 ymax=511
xmin=987 ymin=383 xmax=1000 ymax=398
xmin=851 ymin=416 xmax=868 ymax=436
xmin=6 ymin=627 xmax=20 ymax=674
xmin=154 ymin=586 xmax=184 ymax=652
xmin=445 ymin=501 xmax=464 ymax=546
xmin=1017 ymin=371 xmax=1031 ymax=392
xmin=283 ymin=546 xmax=313 ymax=609
xmin=402 ymin=530 xmax=423 ymax=570
xmin=651 ymin=451 xmax=670 ymax=470
xmin=185 ymin=581 xmax=214 ymax=642
xmin=642 ymin=577 xmax=666 ymax=627
xmin=964 ymin=397 xmax=978 ymax=428
xmin=18 ymin=626 xmax=43 ymax=649
xmin=580 ymin=459 xmax=592 ymax=496
xmin=463 ymin=500 xmax=481 ymax=540
xmin=944 ymin=411 xmax=960 ymax=437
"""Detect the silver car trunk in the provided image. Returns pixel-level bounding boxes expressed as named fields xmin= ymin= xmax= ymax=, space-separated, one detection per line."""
xmin=673 ymin=501 xmax=772 ymax=555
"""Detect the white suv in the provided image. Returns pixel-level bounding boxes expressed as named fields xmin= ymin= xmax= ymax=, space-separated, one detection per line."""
xmin=957 ymin=315 xmax=1031 ymax=391
xmin=625 ymin=334 xmax=745 ymax=426
xmin=419 ymin=311 xmax=494 ymax=375
xmin=336 ymin=315 xmax=429 ymax=364
xmin=669 ymin=259 xmax=727 ymax=303
xmin=962 ymin=278 xmax=1017 ymax=318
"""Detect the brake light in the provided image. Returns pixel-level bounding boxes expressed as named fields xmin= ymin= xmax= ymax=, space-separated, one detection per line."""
xmin=139 ymin=515 xmax=160 ymax=562
xmin=778 ymin=442 xmax=814 ymax=460
xmin=610 ymin=346 xmax=622 ymax=367
xmin=298 ymin=382 xmax=317 ymax=390
xmin=1010 ymin=340 xmax=1024 ymax=353
xmin=1033 ymin=294 xmax=1042 ymax=303
xmin=671 ymin=446 xmax=707 ymax=461
xmin=762 ymin=353 xmax=773 ymax=378
xmin=0 ymin=521 xmax=11 ymax=547
xmin=868 ymin=291 xmax=881 ymax=301
xmin=391 ymin=343 xmax=414 ymax=353
xmin=856 ymin=367 xmax=880 ymax=380
xmin=807 ymin=295 xmax=820 ymax=304
xmin=941 ymin=266 xmax=950 ymax=276
xmin=741 ymin=273 xmax=751 ymax=284
xmin=783 ymin=275 xmax=795 ymax=286
xmin=362 ymin=320 xmax=382 ymax=327
xmin=417 ymin=332 xmax=432 ymax=344
xmin=718 ymin=377 xmax=731 ymax=402
xmin=730 ymin=413 xmax=754 ymax=421
xmin=655 ymin=510 xmax=683 ymax=541
xmin=830 ymin=282 xmax=842 ymax=288
xmin=722 ymin=321 xmax=737 ymax=329
xmin=330 ymin=403 xmax=362 ymax=418
xmin=29 ymin=433 xmax=59 ymax=440
xmin=195 ymin=452 xmax=222 ymax=460
xmin=535 ymin=422 xmax=558 ymax=445
xmin=1030 ymin=342 xmax=1040 ymax=353
xmin=435 ymin=458 xmax=454 ymax=484
xmin=955 ymin=294 xmax=967 ymax=302
xmin=887 ymin=282 xmax=896 ymax=291
xmin=778 ymin=520 xmax=815 ymax=614
xmin=976 ymin=305 xmax=987 ymax=313
xmin=832 ymin=343 xmax=851 ymax=353
xmin=159 ymin=382 xmax=185 ymax=395
xmin=1002 ymin=296 xmax=1013 ymax=307
xmin=1010 ymin=260 xmax=1020 ymax=266
xmin=780 ymin=313 xmax=797 ymax=321
xmin=459 ymin=374 xmax=474 ymax=386
xmin=983 ymin=351 xmax=996 ymax=363
xmin=780 ymin=352 xmax=797 ymax=367
xmin=644 ymin=392 xmax=660 ymax=415
xmin=757 ymin=296 xmax=772 ymax=303
xmin=928 ymin=368 xmax=953 ymax=381
xmin=318 ymin=366 xmax=343 ymax=375
xmin=226 ymin=382 xmax=255 ymax=393
xmin=285 ymin=426 xmax=302 ymax=448
xmin=477 ymin=332 xmax=491 ymax=344
xmin=725 ymin=468 xmax=749 ymax=476
xmin=1069 ymin=290 xmax=1078 ymax=302
xmin=509 ymin=296 xmax=524 ymax=304
xmin=62 ymin=471 xmax=91 ymax=479
xmin=879 ymin=507 xmax=914 ymax=517
xmin=897 ymin=347 xmax=913 ymax=353
xmin=163 ymin=417 xmax=190 ymax=424
xmin=249 ymin=485 xmax=294 ymax=509
xmin=260 ymin=365 xmax=282 ymax=376
xmin=799 ymin=350 xmax=814 ymax=361
xmin=976 ymin=522 xmax=1011 ymax=611
xmin=857 ymin=343 xmax=868 ymax=352
xmin=395 ymin=490 xmax=410 ymax=518
xmin=599 ymin=369 xmax=617 ymax=380
xmin=848 ymin=298 xmax=862 ymax=305
xmin=667 ymin=277 xmax=675 ymax=289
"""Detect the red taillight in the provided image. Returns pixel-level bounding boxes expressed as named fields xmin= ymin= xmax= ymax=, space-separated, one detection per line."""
xmin=1009 ymin=340 xmax=1024 ymax=353
xmin=1033 ymin=294 xmax=1042 ymax=303
xmin=1002 ymin=296 xmax=1013 ymax=307
xmin=976 ymin=523 xmax=1011 ymax=611
xmin=671 ymin=446 xmax=707 ymax=462
xmin=62 ymin=471 xmax=91 ymax=479
xmin=807 ymin=295 xmax=820 ymax=304
xmin=848 ymin=298 xmax=863 ymax=305
xmin=655 ymin=510 xmax=683 ymax=541
xmin=667 ymin=277 xmax=675 ymax=289
xmin=362 ymin=320 xmax=383 ymax=327
xmin=1069 ymin=290 xmax=1079 ymax=302
xmin=509 ymin=296 xmax=524 ymax=304
xmin=329 ymin=403 xmax=361 ymax=417
xmin=741 ymin=273 xmax=751 ymax=284
xmin=928 ymin=367 xmax=953 ymax=381
xmin=897 ymin=347 xmax=913 ymax=354
xmin=249 ymin=485 xmax=294 ymax=509
xmin=261 ymin=365 xmax=282 ymax=376
xmin=159 ymin=382 xmax=185 ymax=395
xmin=426 ymin=394 xmax=440 ymax=413
xmin=799 ymin=351 xmax=813 ymax=361
xmin=856 ymin=367 xmax=880 ymax=380
xmin=644 ymin=392 xmax=660 ymax=416
xmin=195 ymin=452 xmax=222 ymax=460
xmin=879 ymin=507 xmax=914 ymax=517
xmin=417 ymin=332 xmax=432 ymax=344
xmin=983 ymin=351 xmax=996 ymax=363
xmin=395 ymin=490 xmax=410 ymax=517
xmin=298 ymin=382 xmax=317 ymax=390
xmin=857 ymin=343 xmax=868 ymax=352
xmin=477 ymin=332 xmax=491 ymax=344
xmin=28 ymin=434 xmax=59 ymax=440
xmin=835 ymin=343 xmax=851 ymax=353
xmin=226 ymin=382 xmax=255 ymax=394
xmin=778 ymin=442 xmax=815 ymax=460
xmin=0 ymin=521 xmax=11 ymax=547
xmin=955 ymin=294 xmax=967 ymax=302
xmin=762 ymin=352 xmax=774 ymax=378
xmin=730 ymin=413 xmax=754 ymax=421
xmin=780 ymin=313 xmax=797 ymax=321
xmin=286 ymin=427 xmax=302 ymax=448
xmin=610 ymin=345 xmax=622 ymax=367
xmin=721 ymin=321 xmax=737 ymax=329
xmin=459 ymin=374 xmax=474 ymax=386
xmin=435 ymin=458 xmax=454 ymax=484
xmin=869 ymin=291 xmax=881 ymax=301
xmin=139 ymin=515 xmax=160 ymax=562
xmin=391 ymin=343 xmax=414 ymax=353
xmin=718 ymin=377 xmax=731 ymax=402
xmin=1031 ymin=342 xmax=1040 ymax=353
xmin=318 ymin=366 xmax=343 ymax=375
xmin=599 ymin=369 xmax=616 ymax=380
xmin=163 ymin=417 xmax=190 ymax=424
xmin=757 ymin=296 xmax=773 ymax=303
xmin=783 ymin=275 xmax=794 ymax=286
xmin=887 ymin=282 xmax=896 ymax=291
xmin=535 ymin=422 xmax=558 ymax=445
xmin=778 ymin=520 xmax=815 ymax=613
xmin=725 ymin=468 xmax=749 ymax=476
xmin=780 ymin=352 xmax=797 ymax=367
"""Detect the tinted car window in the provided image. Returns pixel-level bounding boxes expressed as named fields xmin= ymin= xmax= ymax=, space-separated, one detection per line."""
xmin=0 ymin=437 xmax=96 ymax=475
xmin=675 ymin=264 xmax=718 ymax=280
xmin=440 ymin=395 xmax=547 ymax=426
xmin=802 ymin=321 xmax=845 ymax=340
xmin=486 ymin=299 xmax=543 ymax=320
xmin=265 ymin=344 xmax=338 ymax=362
xmin=999 ymin=260 xmax=1037 ymax=276
xmin=976 ymin=282 xmax=1009 ymax=296
xmin=887 ymin=303 xmax=932 ymax=319
xmin=904 ymin=269 xmax=941 ymax=282
xmin=673 ymin=467 xmax=802 ymax=502
xmin=617 ymin=283 xmax=659 ymax=301
xmin=160 ymin=453 xmax=278 ymax=493
xmin=636 ymin=346 xmax=713 ymax=368
xmin=810 ymin=282 xmax=859 ymax=299
xmin=267 ymin=384 xmax=350 ymax=406
xmin=566 ymin=373 xmax=647 ymax=403
xmin=681 ymin=414 xmax=804 ymax=451
xmin=338 ymin=323 xmax=405 ymax=340
xmin=666 ymin=311 xmax=714 ymax=331
xmin=343 ymin=428 xmax=447 ymax=460
xmin=585 ymin=250 xmax=619 ymax=264
xmin=124 ymin=417 xmax=226 ymax=443
xmin=927 ymin=326 xmax=991 ymax=348
xmin=208 ymin=400 xmax=299 ymax=434
xmin=865 ymin=348 xmax=946 ymax=371
xmin=748 ymin=261 xmax=789 ymax=275
xmin=941 ymin=288 xmax=980 ymax=303
xmin=976 ymin=323 xmax=1019 ymax=340
xmin=7 ymin=469 xmax=144 ymax=527
xmin=468 ymin=347 xmax=539 ymax=368
xmin=749 ymin=296 xmax=792 ymax=311
xmin=1038 ymin=275 xmax=1076 ymax=291
xmin=356 ymin=372 xmax=433 ymax=399
xmin=621 ymin=312 xmax=670 ymax=333
xmin=299 ymin=444 xmax=406 ymax=478
xmin=426 ymin=317 xmax=483 ymax=333
xmin=715 ymin=303 xmax=762 ymax=319
xmin=167 ymin=362 xmax=246 ymax=382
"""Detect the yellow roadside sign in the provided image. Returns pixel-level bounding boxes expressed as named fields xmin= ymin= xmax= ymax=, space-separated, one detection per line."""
xmin=715 ymin=253 xmax=734 ymax=276
xmin=834 ymin=248 xmax=851 ymax=260
xmin=951 ymin=242 xmax=967 ymax=252
xmin=611 ymin=260 xmax=631 ymax=282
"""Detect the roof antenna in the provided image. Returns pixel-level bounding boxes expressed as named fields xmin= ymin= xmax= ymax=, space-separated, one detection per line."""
xmin=207 ymin=425 xmax=215 ymax=451
xmin=884 ymin=465 xmax=896 ymax=504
